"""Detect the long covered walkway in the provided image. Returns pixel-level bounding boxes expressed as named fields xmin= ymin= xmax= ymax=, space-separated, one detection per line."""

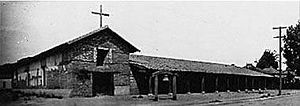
xmin=129 ymin=54 xmax=277 ymax=95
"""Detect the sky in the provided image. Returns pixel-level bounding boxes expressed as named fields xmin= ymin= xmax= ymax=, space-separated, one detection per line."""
xmin=1 ymin=1 xmax=299 ymax=68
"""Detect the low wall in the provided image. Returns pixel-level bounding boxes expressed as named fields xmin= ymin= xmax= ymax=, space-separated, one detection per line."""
xmin=12 ymin=89 xmax=72 ymax=98
xmin=114 ymin=86 xmax=130 ymax=95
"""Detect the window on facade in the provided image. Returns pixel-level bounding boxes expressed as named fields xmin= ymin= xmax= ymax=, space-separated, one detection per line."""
xmin=96 ymin=48 xmax=109 ymax=66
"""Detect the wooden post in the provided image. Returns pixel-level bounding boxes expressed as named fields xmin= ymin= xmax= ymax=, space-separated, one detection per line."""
xmin=271 ymin=78 xmax=274 ymax=89
xmin=187 ymin=79 xmax=191 ymax=94
xmin=237 ymin=76 xmax=240 ymax=91
xmin=201 ymin=75 xmax=205 ymax=93
xmin=232 ymin=76 xmax=235 ymax=91
xmin=36 ymin=69 xmax=39 ymax=86
xmin=258 ymin=78 xmax=261 ymax=89
xmin=27 ymin=70 xmax=30 ymax=87
xmin=154 ymin=75 xmax=158 ymax=101
xmin=15 ymin=71 xmax=18 ymax=87
xmin=169 ymin=76 xmax=172 ymax=95
xmin=252 ymin=78 xmax=255 ymax=90
xmin=215 ymin=76 xmax=218 ymax=92
xmin=245 ymin=77 xmax=248 ymax=90
xmin=148 ymin=76 xmax=153 ymax=95
xmin=264 ymin=78 xmax=267 ymax=89
xmin=110 ymin=73 xmax=114 ymax=95
xmin=227 ymin=76 xmax=230 ymax=91
xmin=172 ymin=75 xmax=177 ymax=100
xmin=91 ymin=72 xmax=93 ymax=96
xmin=42 ymin=66 xmax=46 ymax=86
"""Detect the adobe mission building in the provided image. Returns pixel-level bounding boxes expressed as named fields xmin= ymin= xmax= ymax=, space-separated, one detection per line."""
xmin=11 ymin=26 xmax=279 ymax=97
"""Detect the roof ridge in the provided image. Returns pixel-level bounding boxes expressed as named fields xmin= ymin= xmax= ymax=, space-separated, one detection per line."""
xmin=130 ymin=54 xmax=272 ymax=77
xmin=130 ymin=54 xmax=235 ymax=67
xmin=67 ymin=25 xmax=109 ymax=44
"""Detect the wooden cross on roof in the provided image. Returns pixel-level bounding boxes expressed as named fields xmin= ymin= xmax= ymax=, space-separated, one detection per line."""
xmin=92 ymin=5 xmax=109 ymax=28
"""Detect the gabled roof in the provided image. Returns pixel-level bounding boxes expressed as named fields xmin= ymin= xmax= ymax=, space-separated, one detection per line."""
xmin=129 ymin=55 xmax=273 ymax=77
xmin=16 ymin=26 xmax=139 ymax=66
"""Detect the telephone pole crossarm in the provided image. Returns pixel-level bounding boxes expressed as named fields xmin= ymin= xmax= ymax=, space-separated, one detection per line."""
xmin=272 ymin=26 xmax=287 ymax=96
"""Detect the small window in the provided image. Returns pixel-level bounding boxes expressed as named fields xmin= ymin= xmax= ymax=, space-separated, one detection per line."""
xmin=96 ymin=48 xmax=109 ymax=66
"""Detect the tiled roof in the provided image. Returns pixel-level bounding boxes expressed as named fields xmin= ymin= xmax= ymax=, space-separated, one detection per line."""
xmin=262 ymin=67 xmax=280 ymax=75
xmin=259 ymin=67 xmax=290 ymax=75
xmin=129 ymin=55 xmax=273 ymax=77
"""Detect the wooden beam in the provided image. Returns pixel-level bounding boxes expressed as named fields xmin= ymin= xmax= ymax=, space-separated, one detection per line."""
xmin=172 ymin=75 xmax=177 ymax=100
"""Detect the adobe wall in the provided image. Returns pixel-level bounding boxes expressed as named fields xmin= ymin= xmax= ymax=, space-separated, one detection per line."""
xmin=13 ymin=30 xmax=137 ymax=96
xmin=62 ymin=32 xmax=133 ymax=96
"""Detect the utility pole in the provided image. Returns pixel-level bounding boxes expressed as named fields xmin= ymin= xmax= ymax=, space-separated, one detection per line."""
xmin=273 ymin=26 xmax=287 ymax=95
xmin=92 ymin=5 xmax=109 ymax=28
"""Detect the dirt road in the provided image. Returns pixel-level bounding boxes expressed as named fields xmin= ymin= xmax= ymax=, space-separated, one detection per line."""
xmin=220 ymin=91 xmax=300 ymax=106
xmin=3 ymin=90 xmax=300 ymax=106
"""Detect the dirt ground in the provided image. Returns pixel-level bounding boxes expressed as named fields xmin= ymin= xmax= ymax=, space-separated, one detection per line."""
xmin=2 ymin=90 xmax=300 ymax=106
xmin=221 ymin=90 xmax=300 ymax=106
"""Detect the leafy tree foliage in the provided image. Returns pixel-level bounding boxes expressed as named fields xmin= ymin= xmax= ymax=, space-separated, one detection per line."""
xmin=256 ymin=49 xmax=278 ymax=69
xmin=283 ymin=21 xmax=300 ymax=75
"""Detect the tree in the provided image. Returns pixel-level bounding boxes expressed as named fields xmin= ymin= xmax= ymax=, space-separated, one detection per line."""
xmin=256 ymin=49 xmax=278 ymax=69
xmin=283 ymin=21 xmax=300 ymax=76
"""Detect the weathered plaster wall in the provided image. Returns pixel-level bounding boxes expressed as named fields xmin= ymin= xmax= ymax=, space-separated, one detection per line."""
xmin=14 ymin=53 xmax=63 ymax=88
xmin=45 ymin=66 xmax=71 ymax=89
xmin=28 ymin=61 xmax=42 ymax=87
xmin=129 ymin=66 xmax=149 ymax=95
xmin=61 ymin=61 xmax=93 ymax=97
xmin=13 ymin=29 xmax=137 ymax=97
xmin=64 ymin=32 xmax=133 ymax=96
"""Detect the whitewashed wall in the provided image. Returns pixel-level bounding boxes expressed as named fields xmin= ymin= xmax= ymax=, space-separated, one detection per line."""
xmin=15 ymin=53 xmax=63 ymax=87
